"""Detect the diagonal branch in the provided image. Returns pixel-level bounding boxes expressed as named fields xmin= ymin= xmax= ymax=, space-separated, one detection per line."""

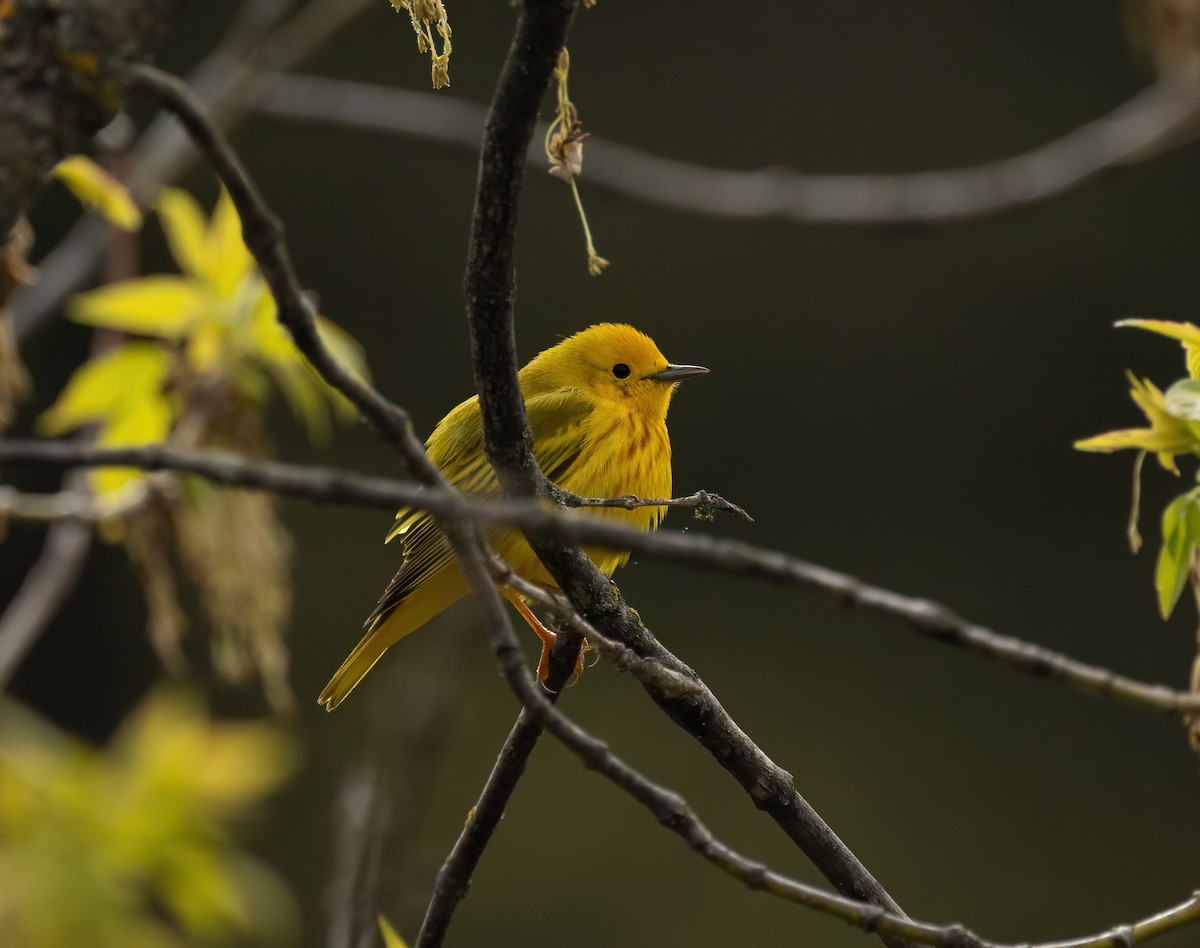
xmin=415 ymin=526 xmax=583 ymax=948
xmin=4 ymin=477 xmax=1200 ymax=947
xmin=461 ymin=0 xmax=913 ymax=942
xmin=415 ymin=706 xmax=545 ymax=947
xmin=443 ymin=516 xmax=1200 ymax=948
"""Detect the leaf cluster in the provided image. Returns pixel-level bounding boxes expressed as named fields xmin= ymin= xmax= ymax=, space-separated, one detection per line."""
xmin=1077 ymin=319 xmax=1200 ymax=618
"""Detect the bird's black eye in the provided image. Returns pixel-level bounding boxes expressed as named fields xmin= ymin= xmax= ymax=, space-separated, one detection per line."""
xmin=612 ymin=363 xmax=631 ymax=379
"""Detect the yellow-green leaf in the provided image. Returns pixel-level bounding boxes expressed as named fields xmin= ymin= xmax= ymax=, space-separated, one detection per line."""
xmin=52 ymin=155 xmax=142 ymax=231
xmin=1075 ymin=373 xmax=1200 ymax=473
xmin=1119 ymin=319 xmax=1200 ymax=379
xmin=38 ymin=343 xmax=170 ymax=435
xmin=92 ymin=392 xmax=174 ymax=501
xmin=271 ymin=360 xmax=332 ymax=442
xmin=69 ymin=275 xmax=200 ymax=337
xmin=248 ymin=297 xmax=367 ymax=434
xmin=206 ymin=188 xmax=253 ymax=298
xmin=156 ymin=187 xmax=211 ymax=281
xmin=379 ymin=915 xmax=409 ymax=948
xmin=312 ymin=315 xmax=369 ymax=421
xmin=1118 ymin=318 xmax=1200 ymax=346
xmin=186 ymin=319 xmax=230 ymax=374
xmin=1156 ymin=493 xmax=1196 ymax=619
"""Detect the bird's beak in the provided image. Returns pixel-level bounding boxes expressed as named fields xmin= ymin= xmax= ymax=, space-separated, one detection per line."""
xmin=649 ymin=364 xmax=709 ymax=382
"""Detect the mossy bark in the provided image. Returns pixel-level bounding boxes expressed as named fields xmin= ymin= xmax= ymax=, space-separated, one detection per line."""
xmin=0 ymin=0 xmax=172 ymax=236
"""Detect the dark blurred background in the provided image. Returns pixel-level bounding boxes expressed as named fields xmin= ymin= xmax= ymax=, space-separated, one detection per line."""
xmin=6 ymin=0 xmax=1200 ymax=945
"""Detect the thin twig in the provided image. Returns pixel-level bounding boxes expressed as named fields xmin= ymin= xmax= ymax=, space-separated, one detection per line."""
xmin=0 ymin=482 xmax=150 ymax=522
xmin=556 ymin=486 xmax=753 ymax=522
xmin=0 ymin=478 xmax=751 ymax=527
xmin=0 ymin=473 xmax=92 ymax=688
xmin=5 ymin=439 xmax=1199 ymax=719
xmin=254 ymin=72 xmax=1200 ymax=226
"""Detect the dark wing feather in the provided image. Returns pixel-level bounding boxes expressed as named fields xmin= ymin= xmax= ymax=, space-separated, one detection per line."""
xmin=365 ymin=389 xmax=594 ymax=627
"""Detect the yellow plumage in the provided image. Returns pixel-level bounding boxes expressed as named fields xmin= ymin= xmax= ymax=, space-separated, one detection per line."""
xmin=318 ymin=323 xmax=707 ymax=710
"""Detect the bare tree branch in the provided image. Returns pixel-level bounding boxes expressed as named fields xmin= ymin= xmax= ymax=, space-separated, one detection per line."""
xmin=3 ymin=485 xmax=1196 ymax=948
xmin=415 ymin=523 xmax=588 ymax=948
xmin=5 ymin=439 xmax=1199 ymax=720
xmin=253 ymin=72 xmax=1200 ymax=226
xmin=434 ymin=500 xmax=1200 ymax=948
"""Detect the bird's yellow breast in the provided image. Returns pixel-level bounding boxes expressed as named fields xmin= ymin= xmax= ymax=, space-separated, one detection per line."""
xmin=495 ymin=405 xmax=672 ymax=584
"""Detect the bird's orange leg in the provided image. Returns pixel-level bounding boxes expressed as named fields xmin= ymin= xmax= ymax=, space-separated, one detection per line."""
xmin=503 ymin=590 xmax=585 ymax=688
xmin=504 ymin=591 xmax=557 ymax=683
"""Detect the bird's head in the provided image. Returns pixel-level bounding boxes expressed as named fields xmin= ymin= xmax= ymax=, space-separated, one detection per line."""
xmin=521 ymin=323 xmax=707 ymax=416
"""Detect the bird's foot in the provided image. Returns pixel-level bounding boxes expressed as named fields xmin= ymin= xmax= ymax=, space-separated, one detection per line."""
xmin=536 ymin=631 xmax=589 ymax=692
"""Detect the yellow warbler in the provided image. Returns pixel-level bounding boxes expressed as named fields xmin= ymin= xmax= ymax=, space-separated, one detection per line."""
xmin=319 ymin=323 xmax=707 ymax=710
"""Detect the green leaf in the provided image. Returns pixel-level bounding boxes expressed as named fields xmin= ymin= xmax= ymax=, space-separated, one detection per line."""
xmin=0 ymin=690 xmax=297 ymax=944
xmin=1164 ymin=379 xmax=1200 ymax=420
xmin=378 ymin=915 xmax=409 ymax=948
xmin=1156 ymin=493 xmax=1196 ymax=619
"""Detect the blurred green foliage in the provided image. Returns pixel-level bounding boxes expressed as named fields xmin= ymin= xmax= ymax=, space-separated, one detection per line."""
xmin=0 ymin=689 xmax=298 ymax=947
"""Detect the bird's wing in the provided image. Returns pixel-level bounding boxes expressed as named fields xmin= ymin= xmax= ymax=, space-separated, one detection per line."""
xmin=366 ymin=389 xmax=594 ymax=627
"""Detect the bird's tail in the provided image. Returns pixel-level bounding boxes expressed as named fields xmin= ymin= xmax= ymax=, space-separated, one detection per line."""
xmin=318 ymin=570 xmax=468 ymax=711
xmin=318 ymin=618 xmax=393 ymax=712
